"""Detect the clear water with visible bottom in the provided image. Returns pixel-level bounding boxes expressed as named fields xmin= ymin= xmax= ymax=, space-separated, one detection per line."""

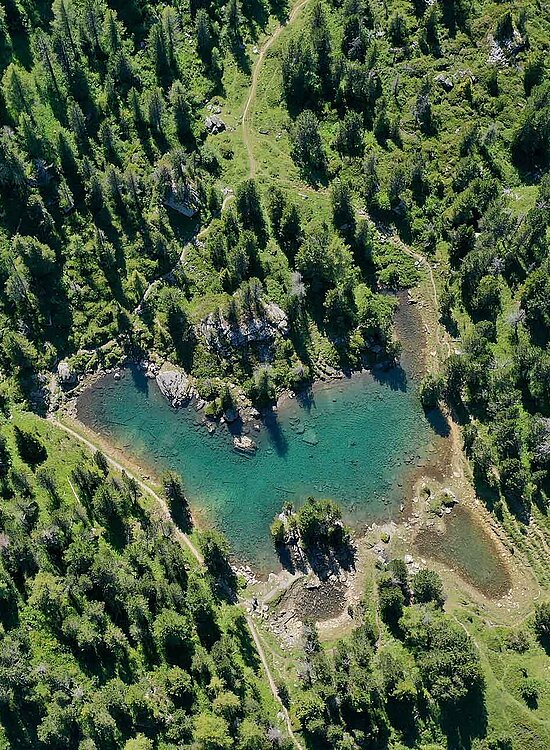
xmin=78 ymin=364 xmax=429 ymax=569
xmin=415 ymin=503 xmax=511 ymax=598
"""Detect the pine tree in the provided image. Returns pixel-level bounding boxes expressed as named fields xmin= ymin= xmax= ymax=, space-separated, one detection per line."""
xmin=102 ymin=9 xmax=121 ymax=57
xmin=56 ymin=129 xmax=80 ymax=189
xmin=162 ymin=6 xmax=180 ymax=69
xmin=83 ymin=0 xmax=103 ymax=51
xmin=170 ymin=81 xmax=192 ymax=142
xmin=0 ymin=130 xmax=28 ymax=193
xmin=68 ymin=100 xmax=89 ymax=154
xmin=2 ymin=64 xmax=35 ymax=122
xmin=236 ymin=180 xmax=266 ymax=237
xmin=85 ymin=165 xmax=105 ymax=214
xmin=105 ymin=165 xmax=127 ymax=216
xmin=149 ymin=23 xmax=169 ymax=78
xmin=146 ymin=88 xmax=165 ymax=133
xmin=0 ymin=5 xmax=13 ymax=62
xmin=196 ymin=9 xmax=213 ymax=63
xmin=52 ymin=0 xmax=79 ymax=58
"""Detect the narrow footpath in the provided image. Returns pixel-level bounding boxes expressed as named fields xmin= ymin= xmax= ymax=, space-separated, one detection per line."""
xmin=49 ymin=6 xmax=450 ymax=748
xmin=241 ymin=0 xmax=311 ymax=178
xmin=49 ymin=416 xmax=302 ymax=747
xmin=50 ymin=417 xmax=204 ymax=565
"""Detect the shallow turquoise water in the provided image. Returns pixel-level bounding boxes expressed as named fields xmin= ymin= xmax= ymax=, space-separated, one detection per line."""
xmin=78 ymin=365 xmax=430 ymax=568
xmin=415 ymin=504 xmax=511 ymax=597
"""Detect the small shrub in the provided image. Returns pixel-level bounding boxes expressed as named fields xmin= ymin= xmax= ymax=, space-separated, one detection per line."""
xmin=506 ymin=629 xmax=530 ymax=653
xmin=412 ymin=569 xmax=445 ymax=607
xmin=270 ymin=518 xmax=285 ymax=546
xmin=379 ymin=585 xmax=404 ymax=628
xmin=533 ymin=601 xmax=550 ymax=643
xmin=420 ymin=373 xmax=444 ymax=409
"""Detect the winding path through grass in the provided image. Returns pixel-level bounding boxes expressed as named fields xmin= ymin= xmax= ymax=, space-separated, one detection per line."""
xmin=49 ymin=417 xmax=205 ymax=564
xmin=52 ymin=7 xmax=481 ymax=746
xmin=242 ymin=0 xmax=311 ymax=179
xmin=51 ymin=415 xmax=304 ymax=748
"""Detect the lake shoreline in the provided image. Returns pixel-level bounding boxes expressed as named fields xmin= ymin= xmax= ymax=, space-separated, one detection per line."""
xmin=73 ymin=360 xmax=430 ymax=559
xmin=57 ymin=292 xmax=420 ymax=441
xmin=65 ymin=279 xmax=517 ymax=605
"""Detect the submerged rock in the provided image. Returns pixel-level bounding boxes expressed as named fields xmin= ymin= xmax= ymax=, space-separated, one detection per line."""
xmin=233 ymin=435 xmax=257 ymax=454
xmin=302 ymin=429 xmax=318 ymax=446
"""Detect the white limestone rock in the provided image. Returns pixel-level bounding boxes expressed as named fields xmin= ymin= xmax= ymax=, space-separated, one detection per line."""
xmin=198 ymin=302 xmax=289 ymax=355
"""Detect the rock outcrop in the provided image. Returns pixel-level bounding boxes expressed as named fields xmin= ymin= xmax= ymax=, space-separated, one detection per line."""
xmin=434 ymin=73 xmax=454 ymax=91
xmin=156 ymin=367 xmax=194 ymax=408
xmin=205 ymin=115 xmax=226 ymax=134
xmin=198 ymin=302 xmax=289 ymax=356
xmin=57 ymin=360 xmax=77 ymax=387
xmin=223 ymin=407 xmax=239 ymax=423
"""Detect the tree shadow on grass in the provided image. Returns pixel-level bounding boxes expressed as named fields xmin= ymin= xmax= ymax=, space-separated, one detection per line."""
xmin=229 ymin=37 xmax=252 ymax=74
xmin=0 ymin=704 xmax=40 ymax=750
xmin=386 ymin=697 xmax=420 ymax=746
xmin=242 ymin=0 xmax=270 ymax=39
xmin=233 ymin=614 xmax=262 ymax=672
xmin=472 ymin=472 xmax=500 ymax=514
xmin=269 ymin=0 xmax=290 ymax=23
xmin=448 ymin=399 xmax=471 ymax=427
xmin=168 ymin=497 xmax=193 ymax=534
xmin=104 ymin=514 xmax=130 ymax=552
xmin=297 ymin=163 xmax=330 ymax=189
xmin=84 ymin=645 xmax=134 ymax=684
xmin=0 ymin=597 xmax=19 ymax=631
xmin=288 ymin=315 xmax=315 ymax=375
xmin=439 ymin=689 xmax=488 ymax=750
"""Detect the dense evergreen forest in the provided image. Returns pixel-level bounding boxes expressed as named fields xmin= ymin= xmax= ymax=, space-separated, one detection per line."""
xmin=1 ymin=0 xmax=550 ymax=748
xmin=0 ymin=412 xmax=290 ymax=749
xmin=3 ymin=410 xmax=550 ymax=750
xmin=0 ymin=0 xmax=400 ymax=414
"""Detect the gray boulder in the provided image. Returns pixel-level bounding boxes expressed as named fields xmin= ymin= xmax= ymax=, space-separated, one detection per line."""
xmin=156 ymin=368 xmax=193 ymax=408
xmin=205 ymin=115 xmax=226 ymax=134
xmin=199 ymin=301 xmax=289 ymax=355
xmin=57 ymin=360 xmax=77 ymax=387
xmin=435 ymin=73 xmax=454 ymax=91
xmin=233 ymin=435 xmax=257 ymax=454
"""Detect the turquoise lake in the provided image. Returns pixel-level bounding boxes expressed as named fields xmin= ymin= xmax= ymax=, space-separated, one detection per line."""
xmin=78 ymin=364 xmax=430 ymax=569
